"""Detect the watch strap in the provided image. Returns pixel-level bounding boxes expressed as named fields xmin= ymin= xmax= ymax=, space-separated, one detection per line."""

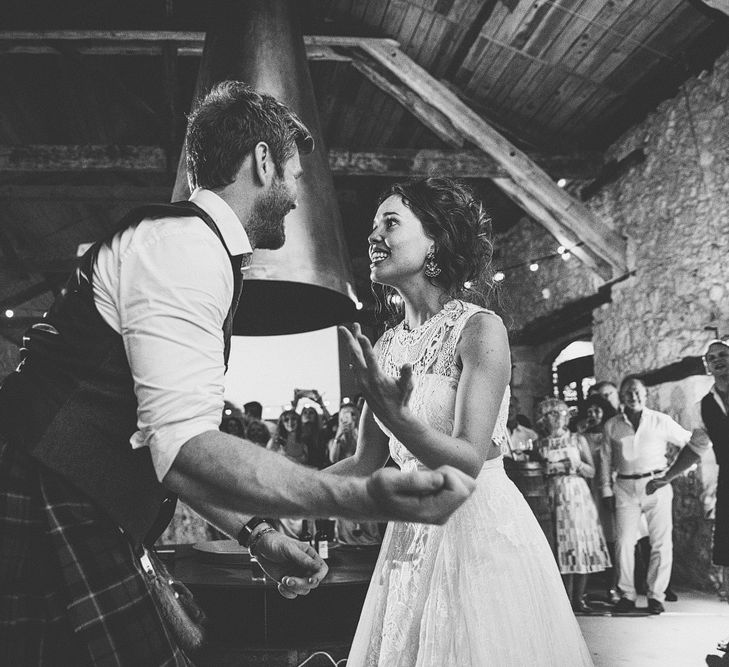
xmin=237 ymin=517 xmax=271 ymax=548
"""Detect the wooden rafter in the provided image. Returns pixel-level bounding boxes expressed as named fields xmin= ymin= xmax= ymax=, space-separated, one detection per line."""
xmin=0 ymin=31 xmax=381 ymax=59
xmin=349 ymin=56 xmax=463 ymax=148
xmin=0 ymin=145 xmax=601 ymax=180
xmin=0 ymin=30 xmax=627 ymax=277
xmin=345 ymin=40 xmax=627 ymax=279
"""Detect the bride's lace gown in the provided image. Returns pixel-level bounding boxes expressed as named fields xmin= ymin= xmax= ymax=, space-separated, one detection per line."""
xmin=347 ymin=300 xmax=593 ymax=666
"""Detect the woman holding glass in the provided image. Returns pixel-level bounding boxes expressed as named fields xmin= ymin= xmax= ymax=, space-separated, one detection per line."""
xmin=536 ymin=397 xmax=611 ymax=612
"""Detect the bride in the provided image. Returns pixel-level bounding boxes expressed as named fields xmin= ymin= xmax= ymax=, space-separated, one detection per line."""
xmin=332 ymin=177 xmax=593 ymax=666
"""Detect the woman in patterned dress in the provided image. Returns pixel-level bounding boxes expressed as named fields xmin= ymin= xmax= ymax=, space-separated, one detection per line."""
xmin=535 ymin=397 xmax=611 ymax=612
xmin=332 ymin=177 xmax=593 ymax=666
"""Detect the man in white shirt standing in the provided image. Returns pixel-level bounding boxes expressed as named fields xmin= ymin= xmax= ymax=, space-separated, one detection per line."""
xmin=601 ymin=376 xmax=709 ymax=614
xmin=0 ymin=81 xmax=474 ymax=666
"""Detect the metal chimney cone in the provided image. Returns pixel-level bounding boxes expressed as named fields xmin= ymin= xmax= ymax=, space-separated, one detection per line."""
xmin=173 ymin=0 xmax=357 ymax=335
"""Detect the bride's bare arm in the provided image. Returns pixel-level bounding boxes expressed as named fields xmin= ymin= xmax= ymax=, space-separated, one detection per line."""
xmin=341 ymin=314 xmax=510 ymax=478
xmin=326 ymin=403 xmax=391 ymax=476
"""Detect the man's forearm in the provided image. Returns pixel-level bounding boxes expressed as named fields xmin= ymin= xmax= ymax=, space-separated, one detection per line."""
xmin=663 ymin=446 xmax=701 ymax=482
xmin=164 ymin=430 xmax=378 ymax=522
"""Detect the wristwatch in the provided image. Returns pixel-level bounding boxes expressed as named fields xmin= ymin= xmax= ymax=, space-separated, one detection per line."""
xmin=236 ymin=516 xmax=272 ymax=548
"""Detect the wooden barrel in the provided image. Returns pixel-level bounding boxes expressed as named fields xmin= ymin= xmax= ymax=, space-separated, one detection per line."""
xmin=504 ymin=459 xmax=555 ymax=552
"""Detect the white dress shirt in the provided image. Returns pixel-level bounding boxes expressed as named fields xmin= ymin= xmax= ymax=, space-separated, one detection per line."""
xmin=92 ymin=188 xmax=252 ymax=481
xmin=601 ymin=407 xmax=709 ymax=497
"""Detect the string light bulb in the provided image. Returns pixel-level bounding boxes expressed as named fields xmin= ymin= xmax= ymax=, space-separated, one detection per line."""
xmin=493 ymin=271 xmax=505 ymax=282
xmin=529 ymin=262 xmax=539 ymax=272
xmin=557 ymin=245 xmax=566 ymax=254
xmin=561 ymin=251 xmax=571 ymax=261
xmin=557 ymin=178 xmax=568 ymax=188
xmin=4 ymin=309 xmax=14 ymax=318
xmin=463 ymin=281 xmax=473 ymax=289
xmin=355 ymin=301 xmax=363 ymax=311
xmin=390 ymin=293 xmax=403 ymax=306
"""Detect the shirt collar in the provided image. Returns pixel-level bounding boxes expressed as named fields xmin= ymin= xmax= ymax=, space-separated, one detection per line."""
xmin=189 ymin=188 xmax=253 ymax=256
xmin=619 ymin=407 xmax=652 ymax=428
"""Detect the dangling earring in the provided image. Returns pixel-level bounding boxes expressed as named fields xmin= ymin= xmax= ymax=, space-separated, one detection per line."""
xmin=424 ymin=249 xmax=441 ymax=278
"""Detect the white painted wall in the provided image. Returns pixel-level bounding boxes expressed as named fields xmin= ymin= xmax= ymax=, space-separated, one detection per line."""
xmin=225 ymin=327 xmax=341 ymax=420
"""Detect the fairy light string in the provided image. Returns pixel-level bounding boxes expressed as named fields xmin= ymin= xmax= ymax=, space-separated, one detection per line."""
xmin=492 ymin=241 xmax=585 ymax=283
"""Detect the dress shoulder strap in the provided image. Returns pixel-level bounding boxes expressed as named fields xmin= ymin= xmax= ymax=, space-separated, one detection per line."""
xmin=434 ymin=301 xmax=500 ymax=377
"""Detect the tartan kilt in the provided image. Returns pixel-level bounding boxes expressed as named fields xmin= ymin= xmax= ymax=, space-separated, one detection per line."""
xmin=0 ymin=432 xmax=193 ymax=667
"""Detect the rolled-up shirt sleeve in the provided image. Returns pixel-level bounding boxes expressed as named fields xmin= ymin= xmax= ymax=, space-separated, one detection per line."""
xmin=118 ymin=221 xmax=232 ymax=481
xmin=661 ymin=413 xmax=710 ymax=457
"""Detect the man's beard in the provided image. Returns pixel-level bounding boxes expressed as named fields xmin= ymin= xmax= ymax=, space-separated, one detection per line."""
xmin=249 ymin=179 xmax=296 ymax=250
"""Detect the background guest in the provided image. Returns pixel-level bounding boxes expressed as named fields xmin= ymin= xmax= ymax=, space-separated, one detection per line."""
xmin=536 ymin=398 xmax=611 ymax=612
xmin=244 ymin=419 xmax=272 ymax=448
xmin=220 ymin=415 xmax=246 ymax=438
xmin=506 ymin=395 xmax=538 ymax=459
xmin=605 ymin=376 xmax=710 ymax=614
xmin=327 ymin=402 xmax=359 ymax=465
xmin=590 ymin=381 xmax=621 ymax=413
xmin=295 ymin=388 xmax=331 ymax=470
xmin=701 ymin=338 xmax=729 ymax=597
xmin=301 ymin=406 xmax=329 ymax=469
xmin=243 ymin=400 xmax=263 ymax=420
xmin=323 ymin=401 xmax=382 ymax=546
xmin=268 ymin=408 xmax=308 ymax=465
xmin=582 ymin=394 xmax=619 ymax=602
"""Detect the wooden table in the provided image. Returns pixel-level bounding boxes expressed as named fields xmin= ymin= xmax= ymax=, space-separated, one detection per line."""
xmin=167 ymin=543 xmax=380 ymax=665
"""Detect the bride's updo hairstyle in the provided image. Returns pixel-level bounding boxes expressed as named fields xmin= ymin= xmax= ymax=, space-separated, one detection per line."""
xmin=374 ymin=176 xmax=494 ymax=324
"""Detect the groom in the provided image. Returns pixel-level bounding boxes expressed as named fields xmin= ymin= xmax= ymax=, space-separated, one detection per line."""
xmin=0 ymin=81 xmax=475 ymax=665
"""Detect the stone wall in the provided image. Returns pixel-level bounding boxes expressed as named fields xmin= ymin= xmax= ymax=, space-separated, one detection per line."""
xmin=500 ymin=47 xmax=729 ymax=591
xmin=590 ymin=52 xmax=729 ymax=384
xmin=494 ymin=216 xmax=601 ymax=333
xmin=588 ymin=48 xmax=729 ymax=593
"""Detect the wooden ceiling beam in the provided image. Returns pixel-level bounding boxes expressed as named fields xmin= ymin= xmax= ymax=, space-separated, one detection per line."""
xmin=0 ymin=145 xmax=600 ymax=180
xmin=0 ymin=31 xmax=395 ymax=60
xmin=494 ymin=177 xmax=612 ymax=279
xmin=0 ymin=184 xmax=172 ymax=200
xmin=0 ymin=145 xmax=168 ymax=171
xmin=348 ymin=55 xmax=464 ymax=148
xmin=351 ymin=41 xmax=627 ymax=278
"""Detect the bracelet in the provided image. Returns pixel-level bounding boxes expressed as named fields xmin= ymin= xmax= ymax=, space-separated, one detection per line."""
xmin=248 ymin=526 xmax=277 ymax=558
xmin=237 ymin=517 xmax=271 ymax=548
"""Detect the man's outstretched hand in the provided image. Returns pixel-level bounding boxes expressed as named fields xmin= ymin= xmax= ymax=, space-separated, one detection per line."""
xmin=367 ymin=465 xmax=475 ymax=525
xmin=254 ymin=531 xmax=328 ymax=599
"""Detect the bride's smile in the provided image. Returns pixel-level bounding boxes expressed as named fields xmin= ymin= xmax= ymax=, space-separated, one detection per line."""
xmin=368 ymin=194 xmax=433 ymax=287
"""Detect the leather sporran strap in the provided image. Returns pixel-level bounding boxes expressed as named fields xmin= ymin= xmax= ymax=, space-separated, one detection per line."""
xmin=140 ymin=546 xmax=207 ymax=653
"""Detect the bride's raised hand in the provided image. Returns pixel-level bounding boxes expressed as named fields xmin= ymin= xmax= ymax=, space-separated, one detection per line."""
xmin=339 ymin=323 xmax=413 ymax=428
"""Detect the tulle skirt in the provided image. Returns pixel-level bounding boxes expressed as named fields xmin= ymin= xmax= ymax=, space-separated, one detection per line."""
xmin=347 ymin=456 xmax=593 ymax=666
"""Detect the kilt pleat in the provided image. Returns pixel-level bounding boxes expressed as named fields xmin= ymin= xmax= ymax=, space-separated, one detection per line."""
xmin=1 ymin=433 xmax=193 ymax=666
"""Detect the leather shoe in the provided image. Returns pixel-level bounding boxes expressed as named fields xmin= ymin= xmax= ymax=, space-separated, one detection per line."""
xmin=613 ymin=597 xmax=636 ymax=613
xmin=648 ymin=598 xmax=665 ymax=614
xmin=572 ymin=598 xmax=592 ymax=614
xmin=607 ymin=588 xmax=621 ymax=604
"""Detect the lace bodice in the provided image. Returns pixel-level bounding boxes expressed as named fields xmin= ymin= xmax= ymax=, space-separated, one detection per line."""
xmin=374 ymin=300 xmax=510 ymax=469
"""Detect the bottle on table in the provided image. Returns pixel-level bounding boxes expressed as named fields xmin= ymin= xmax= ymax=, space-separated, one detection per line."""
xmin=299 ymin=519 xmax=313 ymax=547
xmin=314 ymin=519 xmax=330 ymax=560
